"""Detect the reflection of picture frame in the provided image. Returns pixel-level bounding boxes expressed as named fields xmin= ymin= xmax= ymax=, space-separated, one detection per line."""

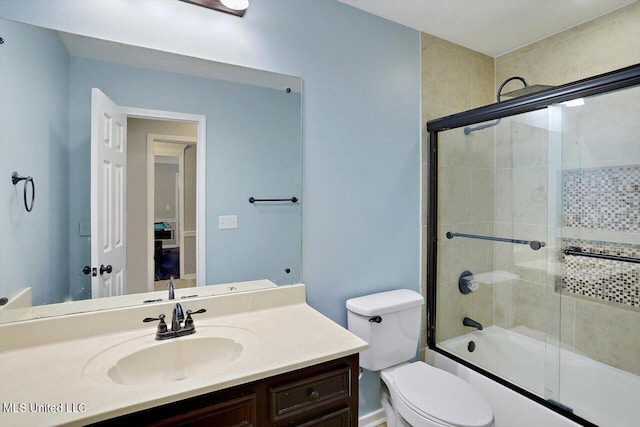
xmin=178 ymin=0 xmax=246 ymax=17
xmin=155 ymin=220 xmax=178 ymax=247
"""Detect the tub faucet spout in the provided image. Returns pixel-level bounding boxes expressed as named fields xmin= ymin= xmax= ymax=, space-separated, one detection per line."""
xmin=463 ymin=316 xmax=483 ymax=330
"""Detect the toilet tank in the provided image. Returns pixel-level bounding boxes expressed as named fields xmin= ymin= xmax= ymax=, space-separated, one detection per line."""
xmin=346 ymin=289 xmax=424 ymax=371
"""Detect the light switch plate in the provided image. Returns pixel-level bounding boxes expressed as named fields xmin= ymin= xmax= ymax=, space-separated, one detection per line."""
xmin=219 ymin=215 xmax=238 ymax=230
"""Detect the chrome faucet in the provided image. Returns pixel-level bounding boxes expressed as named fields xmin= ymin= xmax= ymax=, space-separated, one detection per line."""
xmin=463 ymin=316 xmax=483 ymax=330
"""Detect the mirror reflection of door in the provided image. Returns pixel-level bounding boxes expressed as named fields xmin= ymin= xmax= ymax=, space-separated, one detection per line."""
xmin=90 ymin=89 xmax=127 ymax=299
xmin=90 ymin=105 xmax=201 ymax=300
xmin=91 ymin=91 xmax=200 ymax=298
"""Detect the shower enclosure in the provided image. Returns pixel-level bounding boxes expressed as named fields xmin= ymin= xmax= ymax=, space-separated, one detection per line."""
xmin=426 ymin=64 xmax=640 ymax=427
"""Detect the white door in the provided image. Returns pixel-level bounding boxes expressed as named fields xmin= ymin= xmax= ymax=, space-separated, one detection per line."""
xmin=91 ymin=88 xmax=127 ymax=298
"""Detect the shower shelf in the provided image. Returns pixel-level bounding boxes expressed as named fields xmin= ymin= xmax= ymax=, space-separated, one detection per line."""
xmin=469 ymin=271 xmax=520 ymax=285
xmin=445 ymin=231 xmax=546 ymax=251
xmin=562 ymin=246 xmax=640 ymax=264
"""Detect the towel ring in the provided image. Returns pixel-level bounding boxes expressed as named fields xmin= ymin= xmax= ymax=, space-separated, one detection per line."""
xmin=11 ymin=172 xmax=35 ymax=212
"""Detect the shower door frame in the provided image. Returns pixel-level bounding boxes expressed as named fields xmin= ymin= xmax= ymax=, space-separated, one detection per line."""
xmin=425 ymin=63 xmax=640 ymax=427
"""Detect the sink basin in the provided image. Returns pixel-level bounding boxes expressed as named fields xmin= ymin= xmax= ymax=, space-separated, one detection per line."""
xmin=82 ymin=326 xmax=258 ymax=385
xmin=108 ymin=337 xmax=242 ymax=385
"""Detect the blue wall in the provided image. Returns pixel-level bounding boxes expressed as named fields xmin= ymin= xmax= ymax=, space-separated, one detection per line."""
xmin=68 ymin=57 xmax=302 ymax=297
xmin=0 ymin=0 xmax=422 ymax=415
xmin=206 ymin=83 xmax=302 ymax=286
xmin=0 ymin=18 xmax=70 ymax=305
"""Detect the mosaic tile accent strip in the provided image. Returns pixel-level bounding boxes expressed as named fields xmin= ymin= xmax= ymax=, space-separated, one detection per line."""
xmin=562 ymin=238 xmax=640 ymax=308
xmin=562 ymin=166 xmax=640 ymax=233
xmin=561 ymin=166 xmax=639 ymax=307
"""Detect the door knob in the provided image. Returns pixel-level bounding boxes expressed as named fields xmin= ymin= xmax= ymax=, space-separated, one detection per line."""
xmin=100 ymin=264 xmax=113 ymax=275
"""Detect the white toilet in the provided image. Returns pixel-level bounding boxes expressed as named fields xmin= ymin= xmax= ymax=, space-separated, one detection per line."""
xmin=346 ymin=289 xmax=494 ymax=427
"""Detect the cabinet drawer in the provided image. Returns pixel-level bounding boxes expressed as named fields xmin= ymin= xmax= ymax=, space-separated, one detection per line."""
xmin=269 ymin=367 xmax=351 ymax=422
xmin=298 ymin=407 xmax=351 ymax=427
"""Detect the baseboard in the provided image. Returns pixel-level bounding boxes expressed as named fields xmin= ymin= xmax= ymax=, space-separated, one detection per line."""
xmin=359 ymin=408 xmax=386 ymax=427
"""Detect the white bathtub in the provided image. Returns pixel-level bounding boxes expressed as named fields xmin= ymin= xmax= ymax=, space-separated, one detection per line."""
xmin=439 ymin=326 xmax=640 ymax=427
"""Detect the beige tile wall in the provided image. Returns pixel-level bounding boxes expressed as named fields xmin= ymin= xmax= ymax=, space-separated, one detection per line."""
xmin=421 ymin=33 xmax=494 ymax=349
xmin=422 ymin=1 xmax=640 ymax=372
xmin=496 ymin=1 xmax=640 ymax=90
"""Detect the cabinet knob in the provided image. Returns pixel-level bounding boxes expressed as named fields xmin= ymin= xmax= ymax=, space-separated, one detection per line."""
xmin=309 ymin=390 xmax=320 ymax=401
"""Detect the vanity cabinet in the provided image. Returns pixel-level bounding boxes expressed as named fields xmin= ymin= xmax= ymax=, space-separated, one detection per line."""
xmin=92 ymin=354 xmax=359 ymax=427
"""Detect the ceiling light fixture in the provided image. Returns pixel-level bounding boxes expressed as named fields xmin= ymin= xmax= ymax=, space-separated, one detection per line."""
xmin=220 ymin=0 xmax=249 ymax=11
xmin=179 ymin=0 xmax=248 ymax=17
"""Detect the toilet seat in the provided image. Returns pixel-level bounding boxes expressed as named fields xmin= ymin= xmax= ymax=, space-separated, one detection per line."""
xmin=388 ymin=362 xmax=494 ymax=427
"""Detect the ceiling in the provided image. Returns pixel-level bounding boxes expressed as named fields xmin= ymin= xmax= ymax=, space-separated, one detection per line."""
xmin=337 ymin=0 xmax=636 ymax=57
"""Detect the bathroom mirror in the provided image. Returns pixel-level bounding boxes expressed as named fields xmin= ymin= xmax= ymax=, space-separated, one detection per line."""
xmin=0 ymin=17 xmax=302 ymax=323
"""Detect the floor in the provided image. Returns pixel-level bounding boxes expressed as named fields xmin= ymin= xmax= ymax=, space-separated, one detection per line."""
xmin=153 ymin=278 xmax=197 ymax=292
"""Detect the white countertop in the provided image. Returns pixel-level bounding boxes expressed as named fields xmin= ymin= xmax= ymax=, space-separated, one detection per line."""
xmin=0 ymin=284 xmax=368 ymax=426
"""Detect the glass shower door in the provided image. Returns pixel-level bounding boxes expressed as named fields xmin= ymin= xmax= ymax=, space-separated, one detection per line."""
xmin=434 ymin=105 xmax=563 ymax=402
xmin=554 ymin=84 xmax=640 ymax=426
xmin=429 ymin=65 xmax=640 ymax=427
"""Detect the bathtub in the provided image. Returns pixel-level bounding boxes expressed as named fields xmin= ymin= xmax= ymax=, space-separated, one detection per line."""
xmin=438 ymin=326 xmax=640 ymax=427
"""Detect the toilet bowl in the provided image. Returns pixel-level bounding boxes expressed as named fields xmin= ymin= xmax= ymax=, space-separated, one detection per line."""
xmin=346 ymin=289 xmax=494 ymax=427
xmin=380 ymin=362 xmax=494 ymax=427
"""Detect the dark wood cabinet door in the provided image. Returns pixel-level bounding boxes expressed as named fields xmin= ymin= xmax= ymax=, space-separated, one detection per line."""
xmin=149 ymin=393 xmax=256 ymax=427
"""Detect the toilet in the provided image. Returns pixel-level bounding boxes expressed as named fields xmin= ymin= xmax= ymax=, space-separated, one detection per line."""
xmin=346 ymin=289 xmax=494 ymax=427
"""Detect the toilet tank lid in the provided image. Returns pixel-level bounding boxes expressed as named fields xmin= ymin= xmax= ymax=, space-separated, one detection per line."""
xmin=346 ymin=289 xmax=424 ymax=316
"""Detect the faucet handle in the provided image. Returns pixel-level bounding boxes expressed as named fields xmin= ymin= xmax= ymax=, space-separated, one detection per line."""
xmin=143 ymin=313 xmax=168 ymax=333
xmin=184 ymin=308 xmax=207 ymax=328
